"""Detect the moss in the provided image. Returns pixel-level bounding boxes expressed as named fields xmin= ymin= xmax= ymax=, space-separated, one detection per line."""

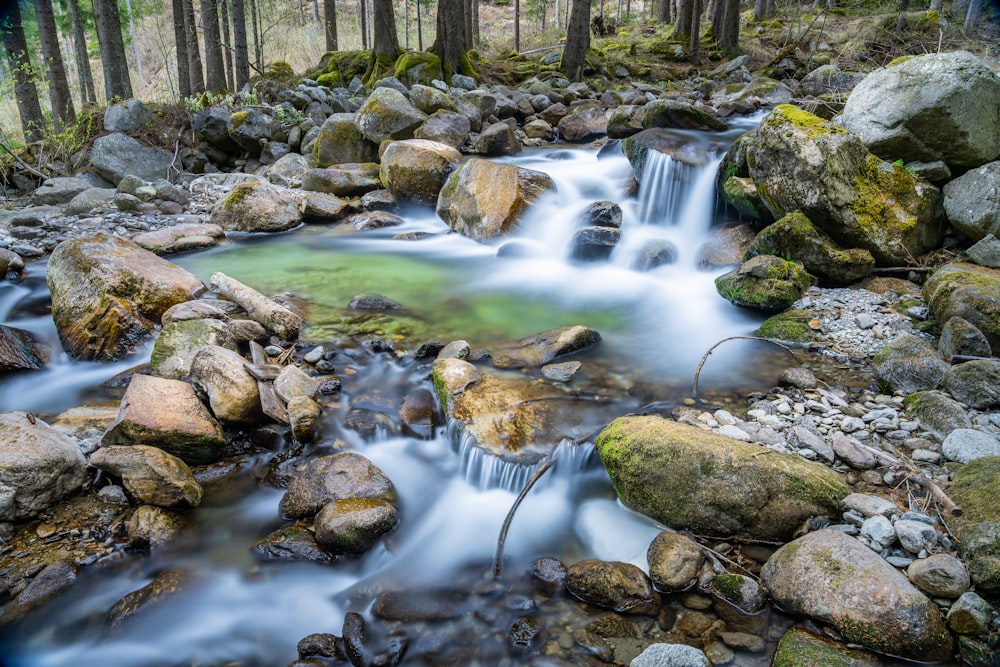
xmin=755 ymin=309 xmax=813 ymax=342
xmin=363 ymin=53 xmax=397 ymax=87
xmin=228 ymin=110 xmax=250 ymax=131
xmin=887 ymin=55 xmax=915 ymax=67
xmin=307 ymin=50 xmax=370 ymax=85
xmin=222 ymin=181 xmax=256 ymax=208
xmin=768 ymin=104 xmax=848 ymax=140
xmin=316 ymin=72 xmax=341 ymax=87
xmin=393 ymin=51 xmax=443 ymax=85
xmin=262 ymin=60 xmax=295 ymax=80
xmin=772 ymin=627 xmax=867 ymax=667
xmin=850 ymin=155 xmax=920 ymax=245
xmin=710 ymin=573 xmax=744 ymax=602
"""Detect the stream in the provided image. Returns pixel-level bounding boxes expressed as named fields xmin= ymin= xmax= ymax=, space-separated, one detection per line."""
xmin=0 ymin=119 xmax=822 ymax=666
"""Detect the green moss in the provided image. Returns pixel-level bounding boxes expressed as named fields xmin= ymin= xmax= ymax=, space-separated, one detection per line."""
xmin=363 ymin=53 xmax=397 ymax=87
xmin=307 ymin=50 xmax=370 ymax=85
xmin=393 ymin=51 xmax=442 ymax=84
xmin=228 ymin=110 xmax=250 ymax=131
xmin=772 ymin=627 xmax=866 ymax=667
xmin=887 ymin=55 xmax=914 ymax=67
xmin=755 ymin=309 xmax=813 ymax=342
xmin=768 ymin=104 xmax=848 ymax=140
xmin=850 ymin=155 xmax=920 ymax=242
xmin=710 ymin=573 xmax=744 ymax=602
xmin=222 ymin=181 xmax=256 ymax=208
xmin=316 ymin=72 xmax=341 ymax=87
xmin=263 ymin=60 xmax=295 ymax=80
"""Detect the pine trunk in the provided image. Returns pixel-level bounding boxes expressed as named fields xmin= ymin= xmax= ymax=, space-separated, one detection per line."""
xmin=220 ymin=0 xmax=235 ymax=90
xmin=963 ymin=0 xmax=982 ymax=32
xmin=231 ymin=0 xmax=250 ymax=88
xmin=371 ymin=0 xmax=400 ymax=59
xmin=66 ymin=0 xmax=97 ymax=104
xmin=324 ymin=0 xmax=338 ymax=50
xmin=753 ymin=0 xmax=772 ymax=20
xmin=171 ymin=0 xmax=192 ymax=97
xmin=2 ymin=0 xmax=46 ymax=142
xmin=514 ymin=0 xmax=520 ymax=50
xmin=312 ymin=0 xmax=320 ymax=21
xmin=33 ymin=0 xmax=76 ymax=129
xmin=416 ymin=0 xmax=423 ymax=50
xmin=92 ymin=0 xmax=134 ymax=99
xmin=182 ymin=0 xmax=205 ymax=92
xmin=202 ymin=0 xmax=226 ymax=91
xmin=432 ymin=0 xmax=468 ymax=80
xmin=124 ymin=0 xmax=144 ymax=85
xmin=674 ymin=0 xmax=693 ymax=43
xmin=562 ymin=0 xmax=590 ymax=81
xmin=711 ymin=0 xmax=739 ymax=54
xmin=249 ymin=0 xmax=261 ymax=68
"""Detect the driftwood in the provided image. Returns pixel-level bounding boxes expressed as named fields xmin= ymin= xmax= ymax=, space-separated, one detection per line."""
xmin=249 ymin=341 xmax=288 ymax=424
xmin=210 ymin=272 xmax=301 ymax=340
xmin=692 ymin=336 xmax=797 ymax=403
xmin=854 ymin=440 xmax=962 ymax=517
xmin=493 ymin=451 xmax=559 ymax=578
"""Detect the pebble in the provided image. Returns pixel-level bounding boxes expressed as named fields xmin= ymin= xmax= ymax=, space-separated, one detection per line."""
xmin=303 ymin=346 xmax=325 ymax=364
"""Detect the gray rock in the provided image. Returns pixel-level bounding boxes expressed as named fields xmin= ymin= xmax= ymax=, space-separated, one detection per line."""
xmin=227 ymin=108 xmax=273 ymax=156
xmin=541 ymin=361 xmax=581 ymax=382
xmin=831 ymin=432 xmax=876 ymax=469
xmin=127 ymin=504 xmax=191 ymax=551
xmin=209 ymin=179 xmax=304 ymax=233
xmin=188 ymin=345 xmax=262 ymax=424
xmin=0 ymin=324 xmax=46 ymax=373
xmin=894 ymin=519 xmax=937 ymax=553
xmin=90 ymin=133 xmax=175 ymax=186
xmin=476 ymin=121 xmax=521 ymax=156
xmin=946 ymin=591 xmax=994 ymax=634
xmin=905 ymin=390 xmax=973 ymax=438
xmin=408 ymin=84 xmax=455 ymax=115
xmin=414 ymin=110 xmax=471 ymax=149
xmin=266 ymin=152 xmax=310 ymax=188
xmin=253 ymin=525 xmax=332 ymax=563
xmin=860 ymin=514 xmax=896 ymax=550
xmin=942 ymin=428 xmax=1000 ymax=464
xmin=941 ymin=360 xmax=1000 ymax=409
xmin=564 ymin=558 xmax=657 ymax=614
xmin=630 ymin=644 xmax=710 ymax=667
xmin=925 ymin=262 xmax=1000 ymax=351
xmin=938 ymin=316 xmax=992 ymax=361
xmin=314 ymin=497 xmax=399 ymax=554
xmin=715 ymin=255 xmax=814 ymax=312
xmin=274 ymin=365 xmax=321 ymax=403
xmin=778 ymin=367 xmax=818 ymax=390
xmin=944 ymin=161 xmax=1000 ymax=242
xmin=873 ymin=334 xmax=947 ymax=393
xmin=104 ymin=98 xmax=151 ymax=132
xmin=437 ymin=340 xmax=471 ymax=359
xmin=799 ymin=63 xmax=864 ymax=96
xmin=788 ymin=425 xmax=834 ymax=462
xmin=646 ymin=531 xmax=704 ymax=592
xmin=0 ymin=560 xmax=77 ymax=625
xmin=279 ymin=452 xmax=396 ymax=519
xmin=302 ymin=164 xmax=382 ymax=197
xmin=709 ymin=573 xmax=766 ymax=613
xmin=0 ymin=249 xmax=25 ymax=278
xmin=490 ymin=325 xmax=600 ymax=369
xmin=90 ymin=445 xmax=203 ymax=508
xmin=843 ymin=492 xmax=898 ymax=517
xmin=151 ymin=318 xmax=237 ymax=380
xmin=193 ymin=107 xmax=240 ymax=153
xmin=380 ymin=139 xmax=463 ymax=205
xmin=967 ymin=233 xmax=1000 ymax=269
xmin=312 ymin=113 xmax=379 ymax=167
xmin=31 ymin=176 xmax=90 ymax=205
xmin=631 ymin=239 xmax=678 ymax=271
xmin=64 ymin=187 xmax=116 ymax=216
xmin=557 ymin=101 xmax=608 ymax=142
xmin=570 ymin=226 xmax=621 ymax=262
xmin=640 ymin=98 xmax=727 ymax=132
xmin=907 ymin=553 xmax=970 ymax=599
xmin=354 ymin=87 xmax=427 ymax=144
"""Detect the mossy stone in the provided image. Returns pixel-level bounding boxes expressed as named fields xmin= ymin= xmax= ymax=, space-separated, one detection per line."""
xmin=715 ymin=255 xmax=815 ymax=312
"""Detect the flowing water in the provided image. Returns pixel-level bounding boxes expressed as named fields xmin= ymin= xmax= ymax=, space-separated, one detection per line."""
xmin=0 ymin=119 xmax=815 ymax=667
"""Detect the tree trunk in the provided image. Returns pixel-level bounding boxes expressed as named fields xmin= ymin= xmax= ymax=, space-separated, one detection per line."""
xmin=202 ymin=0 xmax=226 ymax=91
xmin=464 ymin=0 xmax=474 ymax=46
xmin=555 ymin=0 xmax=561 ymax=27
xmin=182 ymin=0 xmax=205 ymax=92
xmin=688 ymin=0 xmax=701 ymax=57
xmin=753 ymin=0 xmax=773 ymax=20
xmin=472 ymin=0 xmax=479 ymax=43
xmin=514 ymin=0 xmax=520 ymax=50
xmin=2 ymin=0 xmax=46 ymax=142
xmin=312 ymin=0 xmax=320 ymax=21
xmin=929 ymin=0 xmax=942 ymax=10
xmin=33 ymin=0 xmax=76 ymax=129
xmin=324 ymin=0 xmax=338 ymax=50
xmin=562 ymin=0 xmax=590 ymax=81
xmin=249 ymin=0 xmax=261 ymax=68
xmin=963 ymin=0 xmax=982 ymax=32
xmin=432 ymin=0 xmax=468 ymax=80
xmin=658 ymin=0 xmax=671 ymax=24
xmin=370 ymin=0 xmax=400 ymax=63
xmin=231 ymin=0 xmax=250 ymax=88
xmin=711 ymin=0 xmax=739 ymax=54
xmin=171 ymin=0 xmax=192 ymax=97
xmin=220 ymin=0 xmax=234 ymax=90
xmin=674 ymin=0 xmax=693 ymax=43
xmin=359 ymin=0 xmax=368 ymax=49
xmin=124 ymin=0 xmax=144 ymax=85
xmin=416 ymin=0 xmax=423 ymax=49
xmin=66 ymin=0 xmax=97 ymax=104
xmin=92 ymin=0 xmax=134 ymax=99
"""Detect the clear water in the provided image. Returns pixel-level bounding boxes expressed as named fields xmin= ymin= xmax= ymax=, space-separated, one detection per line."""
xmin=0 ymin=125 xmax=806 ymax=667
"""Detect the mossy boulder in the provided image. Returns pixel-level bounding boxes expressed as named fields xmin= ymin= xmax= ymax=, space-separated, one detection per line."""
xmin=772 ymin=627 xmax=886 ymax=667
xmin=940 ymin=360 xmax=1000 ymax=409
xmin=746 ymin=211 xmax=875 ymax=287
xmin=209 ymin=180 xmax=304 ymax=233
xmin=903 ymin=390 xmax=972 ymax=439
xmin=413 ymin=110 xmax=472 ymax=150
xmin=606 ymin=105 xmax=643 ymax=139
xmin=640 ymin=98 xmax=727 ymax=132
xmin=393 ymin=50 xmax=443 ymax=87
xmin=279 ymin=452 xmax=397 ymax=519
xmin=408 ymin=83 xmax=455 ymax=115
xmin=312 ymin=113 xmax=379 ymax=168
xmin=313 ymin=497 xmax=399 ymax=555
xmin=354 ymin=87 xmax=428 ymax=144
xmin=301 ymin=163 xmax=382 ymax=197
xmin=594 ymin=416 xmax=849 ymax=541
xmin=744 ymin=105 xmax=945 ymax=265
xmin=755 ymin=309 xmax=814 ymax=343
xmin=436 ymin=158 xmax=556 ymax=242
xmin=150 ymin=317 xmax=238 ymax=380
xmin=564 ymin=559 xmax=658 ymax=615
xmin=949 ymin=456 xmax=1000 ymax=593
xmin=226 ymin=108 xmax=273 ymax=157
xmin=716 ymin=132 xmax=774 ymax=224
xmin=46 ymin=233 xmax=205 ymax=361
xmin=872 ymin=334 xmax=947 ymax=393
xmin=557 ymin=101 xmax=608 ymax=143
xmin=715 ymin=255 xmax=815 ymax=312
xmin=379 ymin=139 xmax=463 ymax=206
xmin=761 ymin=529 xmax=952 ymax=662
xmin=924 ymin=262 xmax=1000 ymax=350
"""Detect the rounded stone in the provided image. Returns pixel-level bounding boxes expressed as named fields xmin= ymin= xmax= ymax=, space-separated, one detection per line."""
xmin=907 ymin=553 xmax=970 ymax=599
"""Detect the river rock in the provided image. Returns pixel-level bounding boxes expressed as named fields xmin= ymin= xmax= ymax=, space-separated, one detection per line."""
xmin=943 ymin=161 xmax=1000 ymax=241
xmin=938 ymin=316 xmax=992 ymax=362
xmin=0 ymin=412 xmax=87 ymax=521
xmin=924 ymin=263 xmax=1000 ymax=350
xmin=872 ymin=334 xmax=947 ymax=393
xmin=894 ymin=518 xmax=938 ymax=553
xmin=301 ymin=163 xmax=382 ymax=197
xmin=64 ymin=187 xmax=115 ymax=216
xmin=0 ymin=324 xmax=45 ymax=373
xmin=279 ymin=452 xmax=396 ymax=519
xmin=302 ymin=191 xmax=350 ymax=221
xmin=380 ymin=139 xmax=463 ymax=205
xmin=709 ymin=573 xmax=766 ymax=614
xmin=266 ymin=152 xmax=310 ymax=188
xmin=623 ymin=129 xmax=709 ymax=187
xmin=226 ymin=108 xmax=273 ymax=156
xmin=127 ymin=504 xmax=191 ymax=551
xmin=830 ymin=431 xmax=876 ymax=469
xmin=0 ymin=560 xmax=77 ymax=625
xmin=436 ymin=158 xmax=556 ymax=242
xmin=253 ymin=524 xmax=332 ymax=563
xmin=908 ymin=553 xmax=970 ymax=599
xmin=151 ymin=317 xmax=238 ymax=379
xmin=108 ymin=568 xmax=190 ymax=632
xmin=967 ymin=233 xmax=1000 ymax=269
xmin=595 ymin=416 xmax=849 ymax=541
xmin=414 ymin=110 xmax=471 ymax=149
xmin=570 ymin=226 xmax=621 ymax=261
xmin=640 ymin=98 xmax=727 ymax=132
xmin=355 ymin=87 xmax=427 ymax=143
xmin=314 ymin=497 xmax=399 ymax=554
xmin=131 ymin=223 xmax=225 ymax=254
xmin=188 ymin=345 xmax=262 ymax=424
xmin=950 ymin=456 xmax=1000 ymax=592
xmin=102 ymin=374 xmax=226 ymax=465
xmin=940 ymin=360 xmax=1000 ymax=409
xmin=947 ymin=592 xmax=994 ymax=635
xmin=274 ymin=365 xmax=320 ymax=404
xmin=744 ymin=105 xmax=944 ymax=265
xmin=943 ymin=429 xmax=1000 ymax=464
xmin=162 ymin=299 xmax=242 ymax=324
xmin=745 ymin=210 xmax=875 ymax=286
xmin=761 ymin=529 xmax=952 ymax=661
xmin=715 ymin=255 xmax=815 ymax=312
xmin=287 ymin=396 xmax=321 ymax=442
xmin=32 ymin=176 xmax=90 ymax=205
xmin=646 ymin=532 xmax=703 ymax=592
xmin=312 ymin=113 xmax=379 ymax=167
xmin=476 ymin=121 xmax=522 ymax=156
xmin=47 ymin=233 xmax=205 ymax=361
xmin=842 ymin=492 xmax=897 ymax=517
xmin=557 ymin=101 xmax=608 ymax=142
xmin=837 ymin=51 xmax=1000 ymax=169
xmin=564 ymin=558 xmax=658 ymax=614
xmin=209 ymin=179 xmax=304 ymax=233
xmin=904 ymin=391 xmax=973 ymax=439
xmin=490 ymin=325 xmax=601 ymax=369
xmin=0 ymin=249 xmax=24 ymax=278
xmin=90 ymin=132 xmax=175 ymax=185
xmin=399 ymin=388 xmax=437 ymax=439
xmin=771 ymin=627 xmax=881 ymax=667
xmin=90 ymin=445 xmax=203 ymax=509
xmin=371 ymin=589 xmax=469 ymax=622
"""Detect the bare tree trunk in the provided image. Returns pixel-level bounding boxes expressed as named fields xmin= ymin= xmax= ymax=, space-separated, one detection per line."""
xmin=675 ymin=0 xmax=693 ymax=42
xmin=220 ymin=0 xmax=235 ymax=90
xmin=472 ymin=0 xmax=480 ymax=43
xmin=370 ymin=0 xmax=400 ymax=62
xmin=182 ymin=0 xmax=205 ymax=92
xmin=895 ymin=0 xmax=909 ymax=32
xmin=753 ymin=0 xmax=773 ymax=20
xmin=658 ymin=0 xmax=672 ymax=23
xmin=929 ymin=0 xmax=942 ymax=10
xmin=416 ymin=0 xmax=423 ymax=49
xmin=404 ymin=0 xmax=409 ymax=48
xmin=324 ymin=0 xmax=338 ymax=50
xmin=2 ymin=0 xmax=46 ymax=142
xmin=432 ymin=0 xmax=468 ymax=80
xmin=231 ymin=0 xmax=250 ymax=87
xmin=514 ymin=0 xmax=520 ymax=50
xmin=123 ymin=0 xmax=144 ymax=85
xmin=93 ymin=0 xmax=134 ymax=99
xmin=711 ymin=0 xmax=739 ymax=54
xmin=66 ymin=0 xmax=97 ymax=104
xmin=312 ymin=0 xmax=320 ymax=21
xmin=464 ymin=0 xmax=474 ymax=46
xmin=171 ymin=0 xmax=192 ymax=97
xmin=249 ymin=0 xmax=261 ymax=68
xmin=688 ymin=0 xmax=701 ymax=57
xmin=33 ymin=0 xmax=76 ymax=129
xmin=963 ymin=0 xmax=982 ymax=32
xmin=202 ymin=0 xmax=226 ymax=91
xmin=562 ymin=0 xmax=591 ymax=81
xmin=359 ymin=0 xmax=368 ymax=48
xmin=555 ymin=0 xmax=561 ymax=27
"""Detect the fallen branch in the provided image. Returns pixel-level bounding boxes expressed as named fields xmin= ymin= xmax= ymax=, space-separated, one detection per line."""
xmin=210 ymin=272 xmax=301 ymax=340
xmin=692 ymin=336 xmax=797 ymax=403
xmin=856 ymin=440 xmax=963 ymax=517
xmin=0 ymin=138 xmax=48 ymax=180
xmin=494 ymin=449 xmax=560 ymax=578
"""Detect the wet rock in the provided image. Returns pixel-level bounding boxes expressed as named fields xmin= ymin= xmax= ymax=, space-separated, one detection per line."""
xmin=279 ymin=452 xmax=396 ymax=519
xmin=646 ymin=532 xmax=703 ymax=592
xmin=288 ymin=396 xmax=321 ymax=443
xmin=715 ymin=255 xmax=815 ymax=312
xmin=0 ymin=324 xmax=46 ymax=373
xmin=102 ymin=374 xmax=226 ymax=465
xmin=595 ymin=416 xmax=849 ymax=541
xmin=942 ymin=428 xmax=1000 ymax=464
xmin=947 ymin=591 xmax=994 ymax=635
xmin=523 ymin=119 xmax=554 ymax=140
xmin=131 ymin=223 xmax=225 ymax=254
xmin=90 ymin=445 xmax=202 ymax=509
xmin=581 ymin=201 xmax=623 ymax=229
xmin=570 ymin=226 xmax=621 ymax=262
xmin=529 ymin=557 xmax=567 ymax=595
xmin=557 ymin=102 xmax=608 ymax=142
xmin=624 ymin=129 xmax=709 ymax=183
xmin=630 ymin=239 xmax=677 ymax=271
xmin=842 ymin=492 xmax=897 ymax=518
xmin=943 ymin=161 xmax=1000 ymax=242
xmin=924 ymin=263 xmax=1000 ymax=351
xmin=151 ymin=318 xmax=238 ymax=380
xmin=97 ymin=484 xmax=130 ymax=505
xmin=904 ymin=390 xmax=973 ymax=439
xmin=64 ymin=187 xmax=115 ymax=216
xmin=629 ymin=643 xmax=710 ymax=667
xmin=189 ymin=345 xmax=262 ymax=425
xmin=314 ymin=497 xmax=399 ymax=554
xmin=127 ymin=504 xmax=191 ymax=551
xmin=761 ymin=529 xmax=952 ymax=661
xmin=696 ymin=223 xmax=756 ymax=268
xmin=940 ymin=360 xmax=1000 ymax=409
xmin=108 ymin=569 xmax=189 ymax=632
xmin=950 ymin=456 xmax=1000 ymax=592
xmin=90 ymin=132 xmax=175 ymax=185
xmin=253 ymin=524 xmax=332 ymax=563
xmin=346 ymin=210 xmax=405 ymax=231
xmin=161 ymin=299 xmax=241 ymax=324
xmin=908 ymin=553 xmax=970 ymax=599
xmin=371 ymin=589 xmax=469 ymax=621
xmin=312 ymin=113 xmax=379 ymax=167
xmin=274 ymin=366 xmax=321 ymax=404
xmin=777 ymin=367 xmax=818 ymax=390
xmin=209 ymin=179 xmax=304 ymax=233
xmin=490 ymin=325 xmax=600 ymax=369
xmin=640 ymin=98 xmax=727 ymax=132
xmin=967 ymin=233 xmax=1000 ymax=269
xmin=226 ymin=108 xmax=273 ymax=156
xmin=872 ymin=334 xmax=947 ymax=393
xmin=564 ymin=558 xmax=657 ymax=614
xmin=400 ymin=389 xmax=437 ymax=439
xmin=938 ymin=316 xmax=992 ymax=361
xmin=436 ymin=158 xmax=556 ymax=242
xmin=541 ymin=361 xmax=581 ymax=382
xmin=47 ymin=233 xmax=205 ymax=361
xmin=830 ymin=432 xmax=876 ymax=469
xmin=0 ymin=560 xmax=77 ymax=625
xmin=302 ymin=163 xmax=382 ymax=197
xmin=380 ymin=139 xmax=463 ymax=205
xmin=771 ymin=627 xmax=881 ymax=667
xmin=0 ymin=412 xmax=87 ymax=521
xmin=508 ymin=615 xmax=541 ymax=655
xmin=476 ymin=121 xmax=521 ymax=156
xmin=297 ymin=632 xmax=343 ymax=659
xmin=0 ymin=249 xmax=24 ymax=278
xmin=709 ymin=573 xmax=765 ymax=614
xmin=355 ymin=87 xmax=428 ymax=144
xmin=348 ymin=293 xmax=402 ymax=311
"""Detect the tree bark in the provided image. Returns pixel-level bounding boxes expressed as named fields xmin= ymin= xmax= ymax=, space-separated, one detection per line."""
xmin=124 ymin=0 xmax=144 ymax=85
xmin=688 ymin=0 xmax=701 ymax=57
xmin=370 ymin=0 xmax=400 ymax=68
xmin=562 ymin=0 xmax=590 ymax=81
xmin=2 ymin=0 xmax=46 ymax=142
xmin=416 ymin=0 xmax=423 ymax=50
xmin=209 ymin=273 xmax=302 ymax=340
xmin=963 ymin=0 xmax=982 ymax=32
xmin=359 ymin=0 xmax=368 ymax=49
xmin=753 ymin=0 xmax=773 ymax=20
xmin=432 ymin=0 xmax=468 ymax=80
xmin=202 ymin=0 xmax=226 ymax=91
xmin=171 ymin=0 xmax=192 ymax=97
xmin=66 ymin=0 xmax=97 ymax=104
xmin=231 ymin=0 xmax=250 ymax=88
xmin=33 ymin=0 xmax=76 ymax=129
xmin=219 ymin=0 xmax=234 ymax=90
xmin=471 ymin=0 xmax=479 ymax=43
xmin=249 ymin=0 xmax=261 ymax=68
xmin=658 ymin=0 xmax=671 ymax=24
xmin=514 ymin=0 xmax=520 ymax=51
xmin=324 ymin=0 xmax=338 ymax=50
xmin=674 ymin=0 xmax=693 ymax=43
xmin=464 ymin=0 xmax=474 ymax=46
xmin=92 ymin=0 xmax=134 ymax=100
xmin=182 ymin=0 xmax=205 ymax=92
xmin=312 ymin=0 xmax=320 ymax=21
xmin=711 ymin=0 xmax=739 ymax=54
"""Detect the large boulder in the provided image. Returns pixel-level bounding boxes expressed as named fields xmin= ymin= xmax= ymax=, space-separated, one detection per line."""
xmin=354 ymin=87 xmax=427 ymax=144
xmin=836 ymin=51 xmax=1000 ymax=170
xmin=715 ymin=254 xmax=815 ymax=312
xmin=414 ymin=110 xmax=471 ymax=149
xmin=226 ymin=108 xmax=273 ymax=156
xmin=266 ymin=152 xmax=310 ymax=188
xmin=0 ymin=412 xmax=87 ymax=521
xmin=279 ymin=452 xmax=396 ymax=519
xmin=379 ymin=139 xmax=463 ymax=205
xmin=312 ymin=113 xmax=379 ymax=167
xmin=594 ymin=416 xmax=849 ymax=541
xmin=436 ymin=158 xmax=556 ymax=242
xmin=104 ymin=98 xmax=151 ymax=132
xmin=102 ymin=374 xmax=226 ymax=465
xmin=743 ymin=105 xmax=944 ymax=265
xmin=32 ymin=176 xmax=90 ymax=205
xmin=761 ymin=529 xmax=952 ymax=662
xmin=209 ymin=180 xmax=304 ymax=233
xmin=941 ymin=360 xmax=1000 ymax=409
xmin=475 ymin=121 xmax=521 ymax=156
xmin=90 ymin=133 xmax=175 ymax=186
xmin=301 ymin=163 xmax=382 ymax=197
xmin=193 ymin=107 xmax=241 ymax=153
xmin=943 ymin=161 xmax=1000 ymax=242
xmin=924 ymin=263 xmax=1000 ymax=351
xmin=640 ymin=98 xmax=728 ymax=132
xmin=47 ymin=234 xmax=205 ymax=361
xmin=90 ymin=445 xmax=203 ymax=509
xmin=557 ymin=101 xmax=608 ymax=143
xmin=949 ymin=457 xmax=1000 ymax=592
xmin=623 ymin=129 xmax=709 ymax=185
xmin=872 ymin=334 xmax=947 ymax=393
xmin=745 ymin=211 xmax=875 ymax=286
